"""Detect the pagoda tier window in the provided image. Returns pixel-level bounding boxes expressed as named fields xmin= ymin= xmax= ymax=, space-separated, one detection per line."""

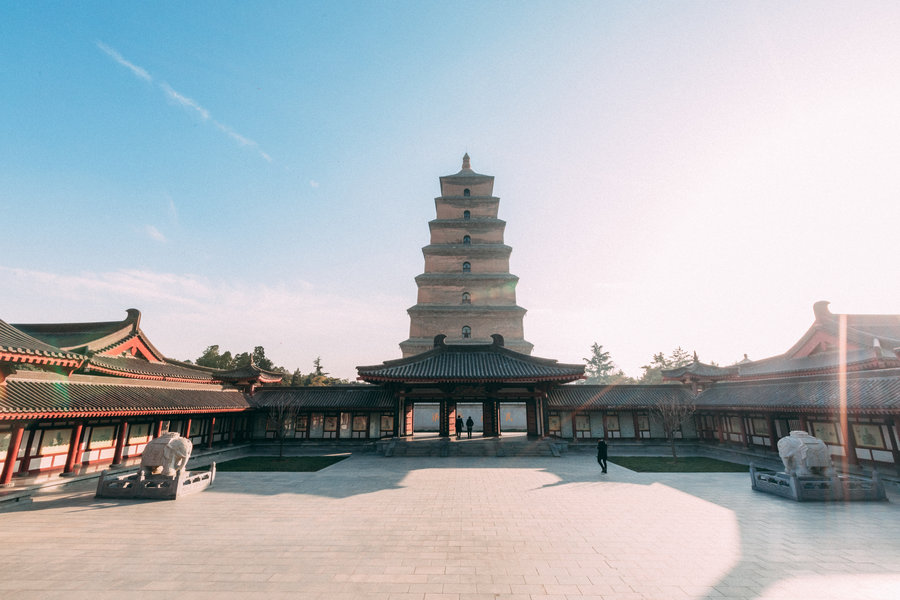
xmin=463 ymin=188 xmax=471 ymax=197
xmin=462 ymin=326 xmax=471 ymax=338
xmin=462 ymin=261 xmax=471 ymax=273
xmin=463 ymin=210 xmax=470 ymax=220
xmin=463 ymin=235 xmax=471 ymax=245
xmin=461 ymin=292 xmax=471 ymax=304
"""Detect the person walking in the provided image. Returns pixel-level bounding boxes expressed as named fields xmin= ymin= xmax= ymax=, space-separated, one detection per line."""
xmin=455 ymin=415 xmax=464 ymax=439
xmin=466 ymin=416 xmax=474 ymax=439
xmin=597 ymin=438 xmax=608 ymax=473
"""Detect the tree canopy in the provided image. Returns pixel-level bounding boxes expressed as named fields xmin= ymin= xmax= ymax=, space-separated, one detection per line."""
xmin=189 ymin=347 xmax=348 ymax=386
xmin=581 ymin=343 xmax=636 ymax=385
xmin=638 ymin=346 xmax=693 ymax=384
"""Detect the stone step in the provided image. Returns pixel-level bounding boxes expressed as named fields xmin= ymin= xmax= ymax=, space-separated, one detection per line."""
xmin=376 ymin=438 xmax=567 ymax=458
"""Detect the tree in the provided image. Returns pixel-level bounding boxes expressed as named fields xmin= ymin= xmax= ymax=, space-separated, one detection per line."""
xmin=639 ymin=346 xmax=693 ymax=384
xmin=583 ymin=343 xmax=614 ymax=384
xmin=252 ymin=346 xmax=274 ymax=370
xmin=312 ymin=356 xmax=327 ymax=377
xmin=650 ymin=391 xmax=696 ymax=458
xmin=581 ymin=343 xmax=636 ymax=385
xmin=196 ymin=345 xmax=235 ymax=369
xmin=267 ymin=400 xmax=299 ymax=458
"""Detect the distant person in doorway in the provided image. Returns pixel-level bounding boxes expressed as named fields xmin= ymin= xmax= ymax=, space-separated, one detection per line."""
xmin=466 ymin=416 xmax=474 ymax=439
xmin=597 ymin=439 xmax=608 ymax=473
xmin=456 ymin=415 xmax=464 ymax=439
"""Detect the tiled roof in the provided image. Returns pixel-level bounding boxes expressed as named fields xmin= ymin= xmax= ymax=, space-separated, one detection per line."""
xmin=358 ymin=338 xmax=584 ymax=383
xmin=662 ymin=362 xmax=738 ymax=379
xmin=0 ymin=377 xmax=250 ymax=419
xmin=441 ymin=154 xmax=493 ymax=181
xmin=85 ymin=355 xmax=218 ymax=382
xmin=734 ymin=347 xmax=900 ymax=377
xmin=12 ymin=308 xmax=140 ymax=352
xmin=0 ymin=319 xmax=86 ymax=364
xmin=250 ymin=386 xmax=394 ymax=410
xmin=216 ymin=364 xmax=284 ymax=384
xmin=694 ymin=369 xmax=900 ymax=413
xmin=549 ymin=384 xmax=692 ymax=409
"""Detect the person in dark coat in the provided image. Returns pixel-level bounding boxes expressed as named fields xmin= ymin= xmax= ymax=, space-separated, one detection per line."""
xmin=455 ymin=415 xmax=464 ymax=439
xmin=466 ymin=416 xmax=474 ymax=439
xmin=597 ymin=439 xmax=608 ymax=473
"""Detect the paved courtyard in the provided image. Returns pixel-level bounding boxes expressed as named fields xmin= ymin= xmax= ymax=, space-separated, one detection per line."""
xmin=2 ymin=454 xmax=899 ymax=600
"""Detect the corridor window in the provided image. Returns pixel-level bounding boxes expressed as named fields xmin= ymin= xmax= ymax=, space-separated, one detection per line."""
xmin=462 ymin=326 xmax=471 ymax=338
xmin=463 ymin=210 xmax=470 ymax=220
xmin=548 ymin=412 xmax=561 ymax=436
xmin=463 ymin=235 xmax=471 ymax=245
xmin=462 ymin=262 xmax=471 ymax=273
xmin=462 ymin=292 xmax=470 ymax=304
xmin=575 ymin=414 xmax=591 ymax=439
xmin=295 ymin=414 xmax=308 ymax=433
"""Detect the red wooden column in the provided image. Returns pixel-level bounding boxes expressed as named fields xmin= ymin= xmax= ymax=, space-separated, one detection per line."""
xmin=525 ymin=400 xmax=537 ymax=438
xmin=74 ymin=427 xmax=87 ymax=466
xmin=843 ymin=420 xmax=860 ymax=466
xmin=447 ymin=401 xmax=458 ymax=438
xmin=438 ymin=401 xmax=451 ymax=438
xmin=1 ymin=425 xmax=25 ymax=487
xmin=738 ymin=416 xmax=749 ymax=447
xmin=111 ymin=422 xmax=129 ymax=466
xmin=889 ymin=417 xmax=900 ymax=472
xmin=16 ymin=429 xmax=37 ymax=476
xmin=482 ymin=400 xmax=499 ymax=437
xmin=767 ymin=415 xmax=778 ymax=451
xmin=183 ymin=418 xmax=193 ymax=440
xmin=60 ymin=424 xmax=84 ymax=477
xmin=207 ymin=417 xmax=216 ymax=449
xmin=154 ymin=421 xmax=164 ymax=438
xmin=403 ymin=402 xmax=413 ymax=438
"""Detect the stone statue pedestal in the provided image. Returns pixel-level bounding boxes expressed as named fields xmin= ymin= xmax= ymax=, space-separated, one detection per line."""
xmin=748 ymin=431 xmax=886 ymax=501
xmin=95 ymin=463 xmax=216 ymax=500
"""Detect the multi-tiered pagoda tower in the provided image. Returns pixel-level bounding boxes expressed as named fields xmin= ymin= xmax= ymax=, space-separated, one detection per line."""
xmin=400 ymin=154 xmax=534 ymax=357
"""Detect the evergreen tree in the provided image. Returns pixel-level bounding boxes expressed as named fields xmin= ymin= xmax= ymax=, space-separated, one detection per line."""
xmin=639 ymin=346 xmax=694 ymax=384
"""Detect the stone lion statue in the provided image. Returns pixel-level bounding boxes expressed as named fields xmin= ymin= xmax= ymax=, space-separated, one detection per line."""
xmin=777 ymin=430 xmax=833 ymax=477
xmin=140 ymin=432 xmax=193 ymax=477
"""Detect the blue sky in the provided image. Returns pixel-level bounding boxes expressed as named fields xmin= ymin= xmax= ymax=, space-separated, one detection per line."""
xmin=3 ymin=2 xmax=900 ymax=379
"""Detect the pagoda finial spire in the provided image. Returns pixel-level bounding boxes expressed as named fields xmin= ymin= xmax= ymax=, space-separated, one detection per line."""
xmin=462 ymin=153 xmax=470 ymax=170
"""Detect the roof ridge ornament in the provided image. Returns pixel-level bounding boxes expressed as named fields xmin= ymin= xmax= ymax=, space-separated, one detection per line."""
xmin=462 ymin=153 xmax=470 ymax=170
xmin=813 ymin=300 xmax=833 ymax=323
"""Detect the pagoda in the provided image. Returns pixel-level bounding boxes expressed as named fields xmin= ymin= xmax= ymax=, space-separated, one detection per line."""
xmin=400 ymin=154 xmax=534 ymax=357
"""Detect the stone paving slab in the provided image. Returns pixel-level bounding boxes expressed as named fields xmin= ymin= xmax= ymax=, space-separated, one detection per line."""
xmin=1 ymin=455 xmax=899 ymax=600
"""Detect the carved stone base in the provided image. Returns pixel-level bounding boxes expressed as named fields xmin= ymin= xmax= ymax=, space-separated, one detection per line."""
xmin=95 ymin=463 xmax=215 ymax=500
xmin=750 ymin=463 xmax=886 ymax=501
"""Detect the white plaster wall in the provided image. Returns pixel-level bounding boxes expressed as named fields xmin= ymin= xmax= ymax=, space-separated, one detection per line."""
xmin=589 ymin=412 xmax=604 ymax=438
xmin=559 ymin=411 xmax=573 ymax=438
xmin=619 ymin=412 xmax=636 ymax=438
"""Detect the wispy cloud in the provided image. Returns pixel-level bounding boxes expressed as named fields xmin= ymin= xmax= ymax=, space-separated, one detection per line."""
xmin=310 ymin=180 xmax=320 ymax=188
xmin=160 ymin=82 xmax=210 ymax=120
xmin=96 ymin=41 xmax=152 ymax=82
xmin=96 ymin=41 xmax=271 ymax=162
xmin=145 ymin=225 xmax=167 ymax=242
xmin=214 ymin=122 xmax=272 ymax=163
xmin=165 ymin=194 xmax=178 ymax=222
xmin=1 ymin=266 xmax=407 ymax=378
